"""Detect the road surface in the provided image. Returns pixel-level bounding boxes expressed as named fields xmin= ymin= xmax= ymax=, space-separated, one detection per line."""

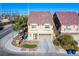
xmin=0 ymin=24 xmax=13 ymax=39
xmin=0 ymin=24 xmax=14 ymax=56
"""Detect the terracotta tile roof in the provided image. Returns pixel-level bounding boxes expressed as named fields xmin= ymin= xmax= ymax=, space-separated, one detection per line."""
xmin=56 ymin=12 xmax=79 ymax=25
xmin=28 ymin=12 xmax=53 ymax=25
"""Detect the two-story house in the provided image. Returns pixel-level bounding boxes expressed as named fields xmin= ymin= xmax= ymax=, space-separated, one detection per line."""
xmin=28 ymin=12 xmax=55 ymax=41
xmin=53 ymin=12 xmax=79 ymax=40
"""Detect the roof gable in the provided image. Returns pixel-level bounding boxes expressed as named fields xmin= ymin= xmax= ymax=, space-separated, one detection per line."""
xmin=28 ymin=12 xmax=53 ymax=25
xmin=56 ymin=12 xmax=79 ymax=25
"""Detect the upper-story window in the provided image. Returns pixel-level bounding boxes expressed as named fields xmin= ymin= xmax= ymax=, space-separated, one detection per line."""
xmin=45 ymin=25 xmax=50 ymax=29
xmin=31 ymin=24 xmax=37 ymax=30
xmin=64 ymin=25 xmax=71 ymax=31
xmin=32 ymin=25 xmax=37 ymax=28
xmin=44 ymin=24 xmax=50 ymax=30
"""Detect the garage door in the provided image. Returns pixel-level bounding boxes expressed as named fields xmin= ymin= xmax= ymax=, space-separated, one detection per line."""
xmin=39 ymin=34 xmax=51 ymax=40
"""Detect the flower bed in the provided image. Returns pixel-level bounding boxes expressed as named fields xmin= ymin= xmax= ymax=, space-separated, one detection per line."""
xmin=12 ymin=35 xmax=20 ymax=47
xmin=12 ymin=35 xmax=38 ymax=51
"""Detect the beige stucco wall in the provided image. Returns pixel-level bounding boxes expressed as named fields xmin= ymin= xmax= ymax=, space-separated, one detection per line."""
xmin=28 ymin=24 xmax=55 ymax=41
xmin=61 ymin=25 xmax=79 ymax=33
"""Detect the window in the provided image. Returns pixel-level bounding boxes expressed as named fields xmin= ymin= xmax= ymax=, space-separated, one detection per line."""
xmin=44 ymin=24 xmax=50 ymax=29
xmin=64 ymin=25 xmax=71 ymax=31
xmin=32 ymin=25 xmax=36 ymax=28
xmin=31 ymin=24 xmax=37 ymax=30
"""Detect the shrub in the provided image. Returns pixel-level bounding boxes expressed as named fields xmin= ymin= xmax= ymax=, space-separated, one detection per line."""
xmin=53 ymin=39 xmax=60 ymax=46
xmin=59 ymin=33 xmax=78 ymax=46
xmin=53 ymin=33 xmax=78 ymax=50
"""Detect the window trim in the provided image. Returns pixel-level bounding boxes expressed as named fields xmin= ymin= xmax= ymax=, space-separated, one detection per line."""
xmin=31 ymin=24 xmax=37 ymax=28
xmin=43 ymin=24 xmax=50 ymax=30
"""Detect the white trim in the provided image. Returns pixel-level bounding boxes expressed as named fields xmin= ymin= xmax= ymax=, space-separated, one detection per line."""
xmin=44 ymin=23 xmax=50 ymax=25
xmin=31 ymin=23 xmax=38 ymax=25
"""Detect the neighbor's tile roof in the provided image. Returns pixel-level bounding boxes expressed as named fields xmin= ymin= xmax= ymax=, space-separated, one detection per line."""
xmin=56 ymin=12 xmax=79 ymax=25
xmin=28 ymin=12 xmax=53 ymax=25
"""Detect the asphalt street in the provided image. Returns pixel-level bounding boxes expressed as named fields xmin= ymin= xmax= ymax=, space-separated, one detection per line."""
xmin=0 ymin=25 xmax=13 ymax=39
xmin=0 ymin=24 xmax=15 ymax=56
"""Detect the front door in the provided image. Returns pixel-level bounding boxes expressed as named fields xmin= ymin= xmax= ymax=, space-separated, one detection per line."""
xmin=33 ymin=33 xmax=38 ymax=40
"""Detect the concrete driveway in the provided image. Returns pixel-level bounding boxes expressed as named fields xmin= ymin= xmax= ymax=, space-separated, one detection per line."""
xmin=38 ymin=39 xmax=57 ymax=55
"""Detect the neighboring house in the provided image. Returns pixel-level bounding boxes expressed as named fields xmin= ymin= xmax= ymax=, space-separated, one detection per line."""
xmin=53 ymin=12 xmax=79 ymax=40
xmin=1 ymin=19 xmax=10 ymax=23
xmin=28 ymin=12 xmax=55 ymax=41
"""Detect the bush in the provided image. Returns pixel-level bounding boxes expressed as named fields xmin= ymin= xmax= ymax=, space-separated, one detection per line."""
xmin=59 ymin=33 xmax=78 ymax=46
xmin=53 ymin=39 xmax=60 ymax=46
xmin=53 ymin=33 xmax=78 ymax=50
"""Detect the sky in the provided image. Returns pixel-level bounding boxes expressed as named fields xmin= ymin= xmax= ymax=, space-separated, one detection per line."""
xmin=0 ymin=3 xmax=79 ymax=15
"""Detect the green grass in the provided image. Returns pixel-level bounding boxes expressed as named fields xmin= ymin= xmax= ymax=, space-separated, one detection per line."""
xmin=22 ymin=44 xmax=37 ymax=48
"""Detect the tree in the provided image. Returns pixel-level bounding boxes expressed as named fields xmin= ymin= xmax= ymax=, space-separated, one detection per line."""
xmin=13 ymin=16 xmax=28 ymax=33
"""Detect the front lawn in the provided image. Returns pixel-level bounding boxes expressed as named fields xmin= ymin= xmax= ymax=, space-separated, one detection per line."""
xmin=22 ymin=44 xmax=37 ymax=48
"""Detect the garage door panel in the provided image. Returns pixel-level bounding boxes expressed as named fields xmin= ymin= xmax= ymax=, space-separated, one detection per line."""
xmin=39 ymin=34 xmax=51 ymax=40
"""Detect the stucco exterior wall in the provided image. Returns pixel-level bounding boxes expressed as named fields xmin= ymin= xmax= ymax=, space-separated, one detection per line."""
xmin=28 ymin=24 xmax=55 ymax=41
xmin=61 ymin=25 xmax=79 ymax=33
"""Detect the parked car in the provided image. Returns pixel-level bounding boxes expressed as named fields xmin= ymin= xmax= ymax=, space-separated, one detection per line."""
xmin=0 ymin=21 xmax=4 ymax=30
xmin=66 ymin=49 xmax=76 ymax=55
